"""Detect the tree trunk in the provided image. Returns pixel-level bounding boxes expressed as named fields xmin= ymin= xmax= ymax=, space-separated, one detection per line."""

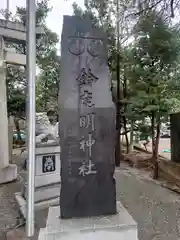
xmin=14 ymin=117 xmax=22 ymax=141
xmin=152 ymin=122 xmax=160 ymax=179
xmin=115 ymin=69 xmax=121 ymax=166
xmin=115 ymin=104 xmax=121 ymax=166
xmin=122 ymin=68 xmax=129 ymax=153
xmin=122 ymin=115 xmax=129 ymax=153
xmin=44 ymin=78 xmax=48 ymax=111
xmin=151 ymin=113 xmax=155 ymax=152
xmin=129 ymin=120 xmax=134 ymax=153
xmin=151 ymin=113 xmax=161 ymax=179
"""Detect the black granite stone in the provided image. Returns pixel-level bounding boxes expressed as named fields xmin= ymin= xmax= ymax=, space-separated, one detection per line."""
xmin=59 ymin=16 xmax=116 ymax=218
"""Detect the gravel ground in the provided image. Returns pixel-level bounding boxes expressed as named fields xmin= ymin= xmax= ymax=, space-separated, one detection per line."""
xmin=116 ymin=163 xmax=180 ymax=240
xmin=0 ymin=153 xmax=48 ymax=240
xmin=1 ymin=156 xmax=180 ymax=239
xmin=0 ymin=181 xmax=21 ymax=239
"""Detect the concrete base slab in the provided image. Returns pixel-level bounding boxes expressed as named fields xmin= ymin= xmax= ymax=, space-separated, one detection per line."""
xmin=38 ymin=228 xmax=46 ymax=240
xmin=38 ymin=201 xmax=138 ymax=240
xmin=15 ymin=192 xmax=59 ymax=220
xmin=0 ymin=164 xmax=17 ymax=184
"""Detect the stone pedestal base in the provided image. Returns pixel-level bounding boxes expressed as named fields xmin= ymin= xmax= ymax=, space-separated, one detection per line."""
xmin=21 ymin=172 xmax=61 ymax=203
xmin=0 ymin=164 xmax=17 ymax=184
xmin=15 ymin=181 xmax=61 ymax=220
xmin=15 ymin=143 xmax=61 ymax=219
xmin=14 ymin=192 xmax=60 ymax=220
xmin=15 ymin=173 xmax=61 ymax=219
xmin=38 ymin=201 xmax=138 ymax=240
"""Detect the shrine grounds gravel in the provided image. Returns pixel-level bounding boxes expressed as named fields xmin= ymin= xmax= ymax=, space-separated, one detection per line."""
xmin=0 ymin=154 xmax=180 ymax=240
xmin=116 ymin=163 xmax=180 ymax=240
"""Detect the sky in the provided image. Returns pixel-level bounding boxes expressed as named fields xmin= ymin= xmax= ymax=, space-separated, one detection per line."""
xmin=0 ymin=0 xmax=85 ymax=74
xmin=0 ymin=0 xmax=85 ymax=44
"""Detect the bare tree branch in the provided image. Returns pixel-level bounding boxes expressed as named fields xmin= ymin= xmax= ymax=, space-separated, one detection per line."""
xmin=170 ymin=0 xmax=175 ymax=17
xmin=125 ymin=0 xmax=163 ymax=19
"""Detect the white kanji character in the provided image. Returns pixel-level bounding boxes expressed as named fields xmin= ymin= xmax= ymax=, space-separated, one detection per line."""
xmin=44 ymin=156 xmax=54 ymax=172
xmin=80 ymin=116 xmax=86 ymax=128
xmin=78 ymin=162 xmax=87 ymax=176
xmin=85 ymin=160 xmax=97 ymax=175
xmin=86 ymin=133 xmax=95 ymax=157
xmin=87 ymin=113 xmax=95 ymax=131
xmin=80 ymin=138 xmax=86 ymax=152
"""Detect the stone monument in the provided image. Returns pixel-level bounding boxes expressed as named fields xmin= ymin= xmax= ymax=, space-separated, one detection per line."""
xmin=38 ymin=16 xmax=138 ymax=240
xmin=59 ymin=15 xmax=116 ymax=218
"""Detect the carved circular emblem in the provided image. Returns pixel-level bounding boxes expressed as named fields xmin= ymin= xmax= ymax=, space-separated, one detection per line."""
xmin=87 ymin=39 xmax=103 ymax=57
xmin=68 ymin=37 xmax=85 ymax=56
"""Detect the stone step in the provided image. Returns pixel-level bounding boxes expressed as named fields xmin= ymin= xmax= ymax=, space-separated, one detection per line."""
xmin=39 ymin=227 xmax=138 ymax=240
xmin=23 ymin=182 xmax=61 ymax=203
xmin=15 ymin=192 xmax=60 ymax=220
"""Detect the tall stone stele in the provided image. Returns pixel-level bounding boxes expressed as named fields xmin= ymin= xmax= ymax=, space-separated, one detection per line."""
xmin=59 ymin=15 xmax=116 ymax=218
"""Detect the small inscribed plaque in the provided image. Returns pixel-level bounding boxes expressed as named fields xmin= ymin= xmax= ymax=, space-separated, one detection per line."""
xmin=42 ymin=155 xmax=56 ymax=173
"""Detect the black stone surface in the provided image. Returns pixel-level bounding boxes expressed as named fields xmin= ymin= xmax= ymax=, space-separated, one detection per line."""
xmin=59 ymin=109 xmax=116 ymax=218
xmin=59 ymin=15 xmax=116 ymax=219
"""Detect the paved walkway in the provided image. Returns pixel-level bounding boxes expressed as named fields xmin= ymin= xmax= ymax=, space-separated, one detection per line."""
xmin=0 ymin=156 xmax=180 ymax=239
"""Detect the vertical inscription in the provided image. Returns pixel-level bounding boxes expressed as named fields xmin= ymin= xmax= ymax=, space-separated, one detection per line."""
xmin=68 ymin=144 xmax=72 ymax=176
xmin=77 ymin=67 xmax=99 ymax=176
xmin=67 ymin=36 xmax=103 ymax=176
xmin=65 ymin=137 xmax=77 ymax=176
xmin=64 ymin=137 xmax=73 ymax=176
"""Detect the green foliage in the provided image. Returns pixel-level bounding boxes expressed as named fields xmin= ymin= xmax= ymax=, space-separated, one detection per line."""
xmin=6 ymin=65 xmax=26 ymax=118
xmin=3 ymin=0 xmax=60 ymax=117
xmin=73 ymin=1 xmax=180 ymax=147
xmin=36 ymin=49 xmax=60 ymax=112
xmin=125 ymin=11 xmax=180 ymax=124
xmin=138 ymin=123 xmax=151 ymax=141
